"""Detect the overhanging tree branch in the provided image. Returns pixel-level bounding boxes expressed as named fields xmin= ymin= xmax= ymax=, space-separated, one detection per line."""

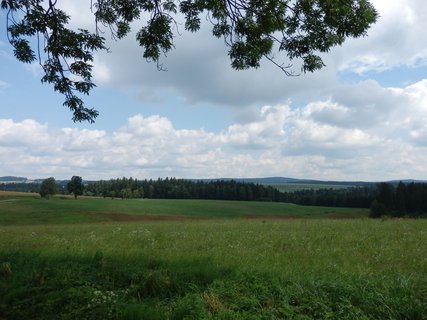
xmin=1 ymin=0 xmax=378 ymax=123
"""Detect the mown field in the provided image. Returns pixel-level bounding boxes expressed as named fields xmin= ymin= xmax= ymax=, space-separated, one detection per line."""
xmin=0 ymin=192 xmax=426 ymax=319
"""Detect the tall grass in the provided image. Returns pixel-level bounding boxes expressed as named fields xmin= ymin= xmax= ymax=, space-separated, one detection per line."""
xmin=1 ymin=219 xmax=425 ymax=319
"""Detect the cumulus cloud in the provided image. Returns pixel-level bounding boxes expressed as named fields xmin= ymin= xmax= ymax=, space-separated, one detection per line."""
xmin=335 ymin=0 xmax=427 ymax=73
xmin=46 ymin=0 xmax=427 ymax=119
xmin=45 ymin=0 xmax=357 ymax=109
xmin=2 ymin=0 xmax=427 ymax=182
xmin=8 ymin=0 xmax=426 ymax=112
xmin=1 ymin=78 xmax=427 ymax=181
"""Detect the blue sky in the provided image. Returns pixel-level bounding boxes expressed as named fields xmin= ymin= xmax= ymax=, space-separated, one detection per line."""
xmin=0 ymin=43 xmax=233 ymax=133
xmin=1 ymin=0 xmax=427 ymax=181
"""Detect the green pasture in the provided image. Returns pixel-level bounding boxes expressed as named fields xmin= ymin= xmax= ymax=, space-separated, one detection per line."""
xmin=0 ymin=195 xmax=368 ymax=225
xmin=0 ymin=193 xmax=425 ymax=319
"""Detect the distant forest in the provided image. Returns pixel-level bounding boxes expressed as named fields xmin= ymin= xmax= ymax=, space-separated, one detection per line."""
xmin=1 ymin=177 xmax=426 ymax=217
xmin=282 ymin=182 xmax=427 ymax=218
xmin=84 ymin=178 xmax=284 ymax=202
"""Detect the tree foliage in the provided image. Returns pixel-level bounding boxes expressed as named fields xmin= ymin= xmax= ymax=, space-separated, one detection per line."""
xmin=281 ymin=185 xmax=375 ymax=208
xmin=84 ymin=177 xmax=283 ymax=201
xmin=369 ymin=182 xmax=427 ymax=218
xmin=282 ymin=182 xmax=427 ymax=218
xmin=39 ymin=177 xmax=57 ymax=198
xmin=67 ymin=175 xmax=84 ymax=199
xmin=2 ymin=0 xmax=377 ymax=122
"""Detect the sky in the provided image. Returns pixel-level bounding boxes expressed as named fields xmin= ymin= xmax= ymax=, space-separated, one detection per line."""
xmin=1 ymin=0 xmax=427 ymax=181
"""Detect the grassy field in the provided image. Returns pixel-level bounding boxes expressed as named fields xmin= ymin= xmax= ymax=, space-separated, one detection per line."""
xmin=0 ymin=193 xmax=369 ymax=225
xmin=0 ymin=193 xmax=425 ymax=319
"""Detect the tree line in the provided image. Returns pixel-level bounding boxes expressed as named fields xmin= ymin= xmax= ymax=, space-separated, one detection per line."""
xmin=280 ymin=187 xmax=375 ymax=208
xmin=84 ymin=177 xmax=284 ymax=202
xmin=281 ymin=182 xmax=427 ymax=218
xmin=369 ymin=182 xmax=427 ymax=218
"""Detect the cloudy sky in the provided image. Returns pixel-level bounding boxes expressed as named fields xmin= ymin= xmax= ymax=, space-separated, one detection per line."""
xmin=1 ymin=0 xmax=427 ymax=181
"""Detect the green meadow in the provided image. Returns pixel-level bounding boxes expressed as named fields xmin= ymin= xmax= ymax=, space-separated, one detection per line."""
xmin=0 ymin=195 xmax=369 ymax=225
xmin=0 ymin=193 xmax=426 ymax=319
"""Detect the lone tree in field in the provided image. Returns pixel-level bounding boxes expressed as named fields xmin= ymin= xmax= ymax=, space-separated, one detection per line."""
xmin=1 ymin=0 xmax=378 ymax=123
xmin=39 ymin=177 xmax=58 ymax=199
xmin=67 ymin=176 xmax=84 ymax=199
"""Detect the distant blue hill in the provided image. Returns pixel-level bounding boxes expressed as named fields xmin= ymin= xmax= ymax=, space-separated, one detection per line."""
xmin=0 ymin=176 xmax=28 ymax=182
xmin=1 ymin=176 xmax=426 ymax=186
xmin=386 ymin=179 xmax=427 ymax=184
xmin=197 ymin=177 xmax=427 ymax=186
xmin=202 ymin=177 xmax=371 ymax=186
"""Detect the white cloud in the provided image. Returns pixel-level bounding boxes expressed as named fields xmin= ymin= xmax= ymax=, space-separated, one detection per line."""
xmin=1 ymin=78 xmax=427 ymax=181
xmin=45 ymin=0 xmax=336 ymax=109
xmin=57 ymin=0 xmax=427 ymax=109
xmin=1 ymin=0 xmax=427 ymax=182
xmin=1 ymin=0 xmax=424 ymax=111
xmin=92 ymin=55 xmax=111 ymax=84
xmin=10 ymin=0 xmax=426 ymax=112
xmin=218 ymin=106 xmax=288 ymax=149
xmin=336 ymin=0 xmax=427 ymax=73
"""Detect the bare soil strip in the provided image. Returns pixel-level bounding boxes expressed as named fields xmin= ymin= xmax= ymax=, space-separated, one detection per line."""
xmin=0 ymin=191 xmax=38 ymax=197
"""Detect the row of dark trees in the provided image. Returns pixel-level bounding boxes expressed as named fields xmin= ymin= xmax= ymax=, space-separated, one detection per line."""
xmin=280 ymin=182 xmax=427 ymax=218
xmin=281 ymin=187 xmax=375 ymax=208
xmin=84 ymin=177 xmax=284 ymax=202
xmin=370 ymin=182 xmax=427 ymax=218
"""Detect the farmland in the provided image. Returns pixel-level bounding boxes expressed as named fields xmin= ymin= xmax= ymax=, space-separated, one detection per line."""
xmin=0 ymin=193 xmax=426 ymax=319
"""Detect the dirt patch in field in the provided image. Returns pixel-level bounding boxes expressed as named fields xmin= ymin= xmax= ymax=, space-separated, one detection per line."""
xmin=0 ymin=191 xmax=38 ymax=197
xmin=96 ymin=213 xmax=198 ymax=222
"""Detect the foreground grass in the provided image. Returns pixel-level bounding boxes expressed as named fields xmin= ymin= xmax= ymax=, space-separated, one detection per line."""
xmin=1 ymin=219 xmax=426 ymax=319
xmin=0 ymin=195 xmax=368 ymax=225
